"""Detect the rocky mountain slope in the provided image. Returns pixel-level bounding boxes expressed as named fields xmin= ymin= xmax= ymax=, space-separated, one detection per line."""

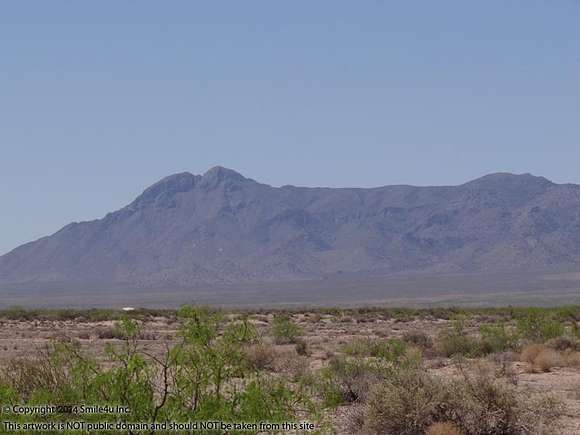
xmin=2 ymin=167 xmax=580 ymax=287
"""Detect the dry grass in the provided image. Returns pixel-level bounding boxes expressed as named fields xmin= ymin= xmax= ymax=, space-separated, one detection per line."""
xmin=562 ymin=350 xmax=580 ymax=368
xmin=521 ymin=343 xmax=547 ymax=365
xmin=521 ymin=344 xmax=561 ymax=372
xmin=273 ymin=351 xmax=310 ymax=381
xmin=243 ymin=343 xmax=278 ymax=371
xmin=403 ymin=330 xmax=433 ymax=350
xmin=534 ymin=349 xmax=561 ymax=372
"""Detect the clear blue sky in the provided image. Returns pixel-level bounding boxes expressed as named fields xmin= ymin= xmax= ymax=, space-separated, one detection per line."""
xmin=1 ymin=1 xmax=579 ymax=255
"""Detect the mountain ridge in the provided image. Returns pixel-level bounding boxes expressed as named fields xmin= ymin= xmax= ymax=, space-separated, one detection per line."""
xmin=2 ymin=167 xmax=580 ymax=288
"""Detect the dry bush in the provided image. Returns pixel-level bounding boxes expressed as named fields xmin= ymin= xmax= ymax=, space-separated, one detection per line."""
xmin=426 ymin=422 xmax=463 ymax=435
xmin=273 ymin=351 xmax=310 ymax=381
xmin=488 ymin=350 xmax=519 ymax=363
xmin=361 ymin=368 xmax=444 ymax=434
xmin=562 ymin=350 xmax=580 ymax=367
xmin=534 ymin=349 xmax=561 ymax=372
xmin=243 ymin=343 xmax=278 ymax=371
xmin=95 ymin=325 xmax=125 ymax=340
xmin=488 ymin=352 xmax=519 ymax=385
xmin=403 ymin=330 xmax=433 ymax=350
xmin=520 ymin=343 xmax=547 ymax=365
xmin=521 ymin=344 xmax=561 ymax=372
xmin=547 ymin=336 xmax=580 ymax=352
xmin=295 ymin=338 xmax=309 ymax=356
xmin=323 ymin=357 xmax=382 ymax=405
xmin=345 ymin=405 xmax=367 ymax=434
xmin=0 ymin=345 xmax=73 ymax=400
xmin=353 ymin=365 xmax=562 ymax=435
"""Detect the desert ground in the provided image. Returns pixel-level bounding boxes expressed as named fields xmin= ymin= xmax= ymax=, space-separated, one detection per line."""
xmin=1 ymin=306 xmax=580 ymax=434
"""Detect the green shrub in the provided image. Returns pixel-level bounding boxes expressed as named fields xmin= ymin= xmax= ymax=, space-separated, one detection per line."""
xmin=479 ymin=323 xmax=519 ymax=354
xmin=516 ymin=311 xmax=565 ymax=342
xmin=0 ymin=307 xmax=317 ymax=434
xmin=271 ymin=315 xmax=302 ymax=344
xmin=436 ymin=318 xmax=480 ymax=357
xmin=342 ymin=338 xmax=407 ymax=361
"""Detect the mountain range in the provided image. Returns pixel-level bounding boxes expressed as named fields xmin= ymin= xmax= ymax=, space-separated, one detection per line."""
xmin=2 ymin=166 xmax=580 ymax=288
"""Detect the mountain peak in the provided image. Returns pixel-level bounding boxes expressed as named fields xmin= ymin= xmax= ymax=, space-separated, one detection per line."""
xmin=130 ymin=172 xmax=197 ymax=208
xmin=203 ymin=166 xmax=246 ymax=180
xmin=464 ymin=172 xmax=554 ymax=188
xmin=199 ymin=166 xmax=250 ymax=189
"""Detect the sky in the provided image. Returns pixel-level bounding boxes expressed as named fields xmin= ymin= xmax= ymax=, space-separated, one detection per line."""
xmin=1 ymin=1 xmax=579 ymax=255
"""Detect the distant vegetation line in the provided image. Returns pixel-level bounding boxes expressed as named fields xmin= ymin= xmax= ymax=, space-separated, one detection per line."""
xmin=2 ymin=305 xmax=580 ymax=322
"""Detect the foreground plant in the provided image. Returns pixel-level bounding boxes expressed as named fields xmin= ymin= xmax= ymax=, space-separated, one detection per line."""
xmin=0 ymin=307 xmax=320 ymax=434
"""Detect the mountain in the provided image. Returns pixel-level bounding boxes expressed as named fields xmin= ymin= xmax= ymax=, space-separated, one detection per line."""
xmin=2 ymin=167 xmax=580 ymax=288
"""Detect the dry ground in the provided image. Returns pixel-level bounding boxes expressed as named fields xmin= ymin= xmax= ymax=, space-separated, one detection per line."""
xmin=1 ymin=310 xmax=579 ymax=434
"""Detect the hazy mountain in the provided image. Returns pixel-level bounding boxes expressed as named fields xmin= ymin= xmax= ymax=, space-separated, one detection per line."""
xmin=2 ymin=167 xmax=580 ymax=287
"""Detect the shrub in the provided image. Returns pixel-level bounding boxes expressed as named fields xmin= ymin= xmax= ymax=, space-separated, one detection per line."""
xmin=362 ymin=368 xmax=444 ymax=434
xmin=436 ymin=332 xmax=479 ymax=358
xmin=0 ymin=344 xmax=73 ymax=401
xmin=318 ymin=356 xmax=382 ymax=406
xmin=521 ymin=344 xmax=561 ymax=372
xmin=402 ymin=331 xmax=433 ymax=350
xmin=273 ymin=353 xmax=310 ymax=382
xmin=534 ymin=349 xmax=561 ymax=372
xmin=0 ymin=307 xmax=317 ymax=433
xmin=271 ymin=315 xmax=302 ymax=344
xmin=547 ymin=336 xmax=580 ymax=352
xmin=342 ymin=338 xmax=406 ymax=361
xmin=295 ymin=338 xmax=309 ymax=356
xmin=516 ymin=311 xmax=565 ymax=342
xmin=244 ymin=343 xmax=278 ymax=371
xmin=96 ymin=325 xmax=126 ymax=340
xmin=520 ymin=343 xmax=547 ymax=365
xmin=479 ymin=323 xmax=519 ymax=354
xmin=488 ymin=352 xmax=519 ymax=385
xmin=562 ymin=351 xmax=580 ymax=368
xmin=355 ymin=364 xmax=562 ymax=435
xmin=0 ymin=306 xmax=29 ymax=320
